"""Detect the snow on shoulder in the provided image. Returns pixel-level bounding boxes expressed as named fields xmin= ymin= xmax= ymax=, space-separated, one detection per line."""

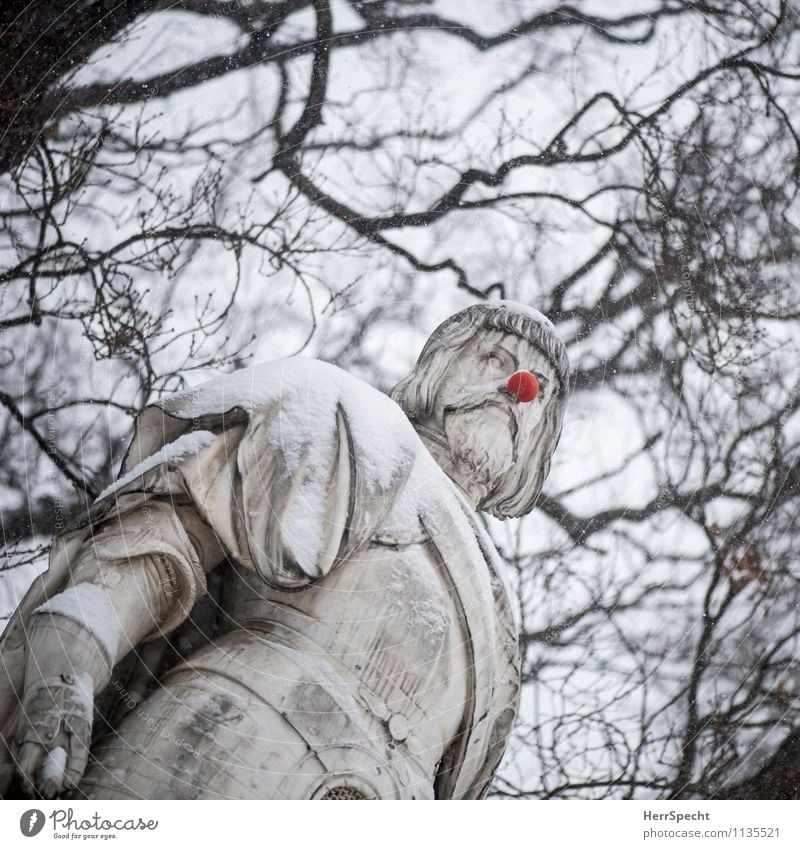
xmin=145 ymin=358 xmax=431 ymax=579
xmin=159 ymin=357 xmax=422 ymax=494
xmin=96 ymin=430 xmax=217 ymax=503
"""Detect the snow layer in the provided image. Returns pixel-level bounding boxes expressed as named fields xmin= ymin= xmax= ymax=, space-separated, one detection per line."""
xmin=491 ymin=299 xmax=555 ymax=328
xmin=151 ymin=359 xmax=430 ymax=578
xmin=39 ymin=746 xmax=67 ymax=786
xmin=162 ymin=358 xmax=417 ymax=492
xmin=259 ymin=359 xmax=421 ymax=575
xmin=34 ymin=582 xmax=122 ymax=663
xmin=97 ymin=429 xmax=216 ymax=502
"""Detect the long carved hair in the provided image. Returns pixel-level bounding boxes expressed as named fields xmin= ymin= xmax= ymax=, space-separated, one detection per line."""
xmin=391 ymin=302 xmax=570 ymax=519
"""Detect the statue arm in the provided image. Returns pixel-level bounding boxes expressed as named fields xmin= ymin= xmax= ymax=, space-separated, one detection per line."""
xmin=230 ymin=404 xmax=357 ymax=589
xmin=234 ymin=402 xmax=414 ymax=589
xmin=15 ymin=499 xmax=221 ymax=797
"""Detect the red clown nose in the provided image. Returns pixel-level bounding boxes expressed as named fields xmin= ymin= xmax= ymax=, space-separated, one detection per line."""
xmin=506 ymin=370 xmax=539 ymax=403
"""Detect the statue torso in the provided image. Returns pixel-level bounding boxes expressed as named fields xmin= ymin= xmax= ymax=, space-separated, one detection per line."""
xmin=223 ymin=517 xmax=470 ymax=772
xmin=75 ymin=359 xmax=519 ymax=800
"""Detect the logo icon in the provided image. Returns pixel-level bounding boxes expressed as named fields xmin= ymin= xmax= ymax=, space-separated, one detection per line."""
xmin=20 ymin=810 xmax=45 ymax=837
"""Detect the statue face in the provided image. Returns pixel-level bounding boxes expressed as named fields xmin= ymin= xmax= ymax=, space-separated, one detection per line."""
xmin=433 ymin=330 xmax=559 ymax=496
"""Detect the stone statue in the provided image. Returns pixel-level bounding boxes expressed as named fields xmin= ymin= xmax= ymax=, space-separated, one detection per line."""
xmin=0 ymin=302 xmax=569 ymax=800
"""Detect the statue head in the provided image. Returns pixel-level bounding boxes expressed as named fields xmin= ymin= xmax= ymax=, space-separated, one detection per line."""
xmin=391 ymin=301 xmax=569 ymax=518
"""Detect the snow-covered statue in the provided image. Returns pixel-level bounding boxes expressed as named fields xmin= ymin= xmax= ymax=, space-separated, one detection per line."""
xmin=0 ymin=302 xmax=569 ymax=800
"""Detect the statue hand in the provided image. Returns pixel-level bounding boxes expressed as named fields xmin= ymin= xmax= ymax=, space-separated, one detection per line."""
xmin=16 ymin=672 xmax=93 ymax=798
xmin=15 ymin=611 xmax=109 ymax=799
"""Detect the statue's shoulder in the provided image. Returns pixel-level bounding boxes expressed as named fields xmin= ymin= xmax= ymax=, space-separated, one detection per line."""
xmin=117 ymin=357 xmax=423 ymax=495
xmin=154 ymin=357 xmax=416 ymax=448
xmin=156 ymin=357 xmax=395 ymax=420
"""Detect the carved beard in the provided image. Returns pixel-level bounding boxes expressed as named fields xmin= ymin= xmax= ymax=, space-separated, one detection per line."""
xmin=443 ymin=402 xmax=516 ymax=503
